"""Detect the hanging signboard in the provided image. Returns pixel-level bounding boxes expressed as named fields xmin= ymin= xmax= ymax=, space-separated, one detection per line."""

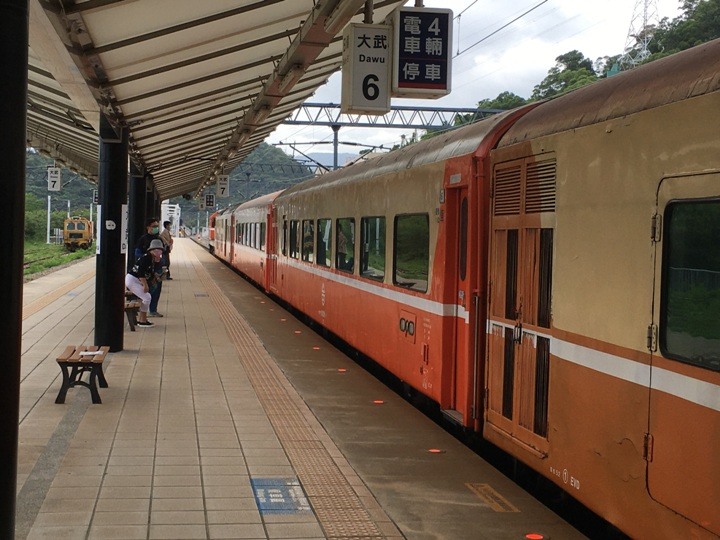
xmin=204 ymin=193 xmax=215 ymax=208
xmin=47 ymin=167 xmax=62 ymax=191
xmin=341 ymin=23 xmax=392 ymax=115
xmin=216 ymin=175 xmax=230 ymax=198
xmin=392 ymin=7 xmax=453 ymax=98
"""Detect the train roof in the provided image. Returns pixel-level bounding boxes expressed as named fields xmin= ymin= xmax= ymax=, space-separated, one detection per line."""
xmin=498 ymin=38 xmax=720 ymax=146
xmin=277 ymin=107 xmax=527 ymax=198
xmin=225 ymin=190 xmax=283 ymax=216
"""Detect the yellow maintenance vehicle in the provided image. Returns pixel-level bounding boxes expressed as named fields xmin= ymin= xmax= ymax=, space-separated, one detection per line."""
xmin=63 ymin=216 xmax=93 ymax=251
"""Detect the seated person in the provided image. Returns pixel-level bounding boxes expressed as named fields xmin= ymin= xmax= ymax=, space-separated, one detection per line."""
xmin=125 ymin=239 xmax=165 ymax=327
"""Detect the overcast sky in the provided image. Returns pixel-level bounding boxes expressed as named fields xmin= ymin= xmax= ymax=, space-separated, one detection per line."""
xmin=268 ymin=0 xmax=683 ymax=158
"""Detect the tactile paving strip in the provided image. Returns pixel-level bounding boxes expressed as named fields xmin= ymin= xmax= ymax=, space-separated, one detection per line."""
xmin=194 ymin=258 xmax=398 ymax=538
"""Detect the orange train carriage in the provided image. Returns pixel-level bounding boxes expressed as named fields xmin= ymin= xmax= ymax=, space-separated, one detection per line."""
xmin=212 ymin=39 xmax=720 ymax=539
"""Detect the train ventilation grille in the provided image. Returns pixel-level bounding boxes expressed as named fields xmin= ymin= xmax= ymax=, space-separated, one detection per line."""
xmin=525 ymin=160 xmax=556 ymax=213
xmin=493 ymin=165 xmax=522 ymax=216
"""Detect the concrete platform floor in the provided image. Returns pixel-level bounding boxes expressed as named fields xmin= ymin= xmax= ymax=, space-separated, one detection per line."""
xmin=15 ymin=238 xmax=584 ymax=540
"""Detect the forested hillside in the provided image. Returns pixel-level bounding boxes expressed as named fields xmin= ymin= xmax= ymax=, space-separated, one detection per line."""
xmin=24 ymin=143 xmax=311 ymax=238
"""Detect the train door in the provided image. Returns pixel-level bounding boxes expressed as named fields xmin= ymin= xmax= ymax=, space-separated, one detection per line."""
xmin=648 ymin=173 xmax=720 ymax=535
xmin=443 ymin=186 xmax=470 ymax=424
xmin=485 ymin=157 xmax=555 ymax=455
xmin=225 ymin=219 xmax=231 ymax=260
xmin=268 ymin=211 xmax=280 ymax=292
xmin=265 ymin=209 xmax=275 ymax=291
xmin=228 ymin=215 xmax=235 ymax=263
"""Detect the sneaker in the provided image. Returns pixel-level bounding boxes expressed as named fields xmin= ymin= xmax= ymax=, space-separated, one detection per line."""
xmin=165 ymin=276 xmax=173 ymax=280
xmin=148 ymin=312 xmax=164 ymax=318
xmin=137 ymin=321 xmax=154 ymax=327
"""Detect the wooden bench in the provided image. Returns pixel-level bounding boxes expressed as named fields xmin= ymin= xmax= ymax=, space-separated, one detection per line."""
xmin=55 ymin=345 xmax=110 ymax=404
xmin=125 ymin=289 xmax=141 ymax=331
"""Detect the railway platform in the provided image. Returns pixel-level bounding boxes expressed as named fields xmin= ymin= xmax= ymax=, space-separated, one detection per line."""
xmin=15 ymin=238 xmax=585 ymax=539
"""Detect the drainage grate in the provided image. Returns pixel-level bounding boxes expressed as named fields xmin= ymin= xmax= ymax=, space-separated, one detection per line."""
xmin=465 ymin=483 xmax=520 ymax=512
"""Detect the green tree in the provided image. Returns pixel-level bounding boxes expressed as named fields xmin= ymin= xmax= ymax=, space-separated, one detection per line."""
xmin=650 ymin=0 xmax=720 ymax=58
xmin=531 ymin=50 xmax=598 ymax=100
xmin=477 ymin=91 xmax=528 ymax=110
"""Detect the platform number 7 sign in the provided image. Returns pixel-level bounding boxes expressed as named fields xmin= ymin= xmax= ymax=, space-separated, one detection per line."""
xmin=47 ymin=167 xmax=61 ymax=191
xmin=216 ymin=175 xmax=229 ymax=198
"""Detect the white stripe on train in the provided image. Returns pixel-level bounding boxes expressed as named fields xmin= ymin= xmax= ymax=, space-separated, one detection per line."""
xmin=278 ymin=258 xmax=720 ymax=413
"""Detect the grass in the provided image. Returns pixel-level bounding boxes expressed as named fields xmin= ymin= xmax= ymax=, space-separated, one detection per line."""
xmin=23 ymin=241 xmax=93 ymax=277
xmin=667 ymin=285 xmax=720 ymax=340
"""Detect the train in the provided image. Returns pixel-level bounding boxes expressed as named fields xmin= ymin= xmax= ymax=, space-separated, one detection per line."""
xmin=210 ymin=38 xmax=720 ymax=539
xmin=62 ymin=215 xmax=93 ymax=251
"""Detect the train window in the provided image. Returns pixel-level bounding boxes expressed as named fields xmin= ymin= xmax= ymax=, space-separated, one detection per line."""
xmin=260 ymin=223 xmax=266 ymax=251
xmin=537 ymin=229 xmax=553 ymax=328
xmin=76 ymin=222 xmax=86 ymax=231
xmin=67 ymin=222 xmax=75 ymax=231
xmin=317 ymin=219 xmax=332 ymax=267
xmin=282 ymin=220 xmax=287 ymax=256
xmin=302 ymin=220 xmax=314 ymax=262
xmin=393 ymin=214 xmax=429 ymax=293
xmin=661 ymin=200 xmax=720 ymax=371
xmin=360 ymin=217 xmax=385 ymax=282
xmin=336 ymin=218 xmax=355 ymax=272
xmin=289 ymin=220 xmax=300 ymax=259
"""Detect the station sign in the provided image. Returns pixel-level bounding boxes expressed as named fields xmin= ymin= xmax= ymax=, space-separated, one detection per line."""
xmin=47 ymin=167 xmax=61 ymax=191
xmin=392 ymin=7 xmax=453 ymax=98
xmin=204 ymin=193 xmax=215 ymax=209
xmin=341 ymin=23 xmax=392 ymax=115
xmin=216 ymin=175 xmax=229 ymax=198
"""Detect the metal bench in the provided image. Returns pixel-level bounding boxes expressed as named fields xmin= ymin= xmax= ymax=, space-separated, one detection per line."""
xmin=55 ymin=345 xmax=109 ymax=404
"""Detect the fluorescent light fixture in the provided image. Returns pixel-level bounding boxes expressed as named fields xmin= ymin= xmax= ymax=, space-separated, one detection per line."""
xmin=324 ymin=0 xmax=365 ymax=35
xmin=227 ymin=145 xmax=238 ymax=158
xmin=278 ymin=64 xmax=304 ymax=93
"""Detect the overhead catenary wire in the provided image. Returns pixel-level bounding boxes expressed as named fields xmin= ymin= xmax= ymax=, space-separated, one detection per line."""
xmin=455 ymin=0 xmax=550 ymax=57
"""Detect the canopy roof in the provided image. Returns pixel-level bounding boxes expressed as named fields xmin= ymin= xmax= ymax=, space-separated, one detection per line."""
xmin=27 ymin=0 xmax=406 ymax=199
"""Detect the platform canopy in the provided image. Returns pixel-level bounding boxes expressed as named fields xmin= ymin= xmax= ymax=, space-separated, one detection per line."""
xmin=27 ymin=0 xmax=406 ymax=200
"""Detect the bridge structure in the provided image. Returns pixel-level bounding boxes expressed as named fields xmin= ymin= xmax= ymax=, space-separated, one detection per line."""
xmin=279 ymin=102 xmax=502 ymax=169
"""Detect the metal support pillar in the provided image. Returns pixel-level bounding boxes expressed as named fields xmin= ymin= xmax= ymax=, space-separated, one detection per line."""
xmin=144 ymin=174 xmax=158 ymax=222
xmin=0 ymin=1 xmax=28 ymax=534
xmin=128 ymin=162 xmax=146 ymax=270
xmin=95 ymin=114 xmax=128 ymax=352
xmin=332 ymin=124 xmax=340 ymax=170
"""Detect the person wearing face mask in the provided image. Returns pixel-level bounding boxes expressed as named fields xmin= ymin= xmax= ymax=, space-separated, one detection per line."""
xmin=134 ymin=218 xmax=165 ymax=317
xmin=125 ymin=239 xmax=166 ymax=327
xmin=135 ymin=218 xmax=161 ymax=258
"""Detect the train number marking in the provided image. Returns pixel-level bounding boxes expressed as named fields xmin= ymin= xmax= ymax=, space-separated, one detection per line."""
xmin=399 ymin=317 xmax=415 ymax=336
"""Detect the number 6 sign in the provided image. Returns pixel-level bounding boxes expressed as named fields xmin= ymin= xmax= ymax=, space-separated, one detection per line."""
xmin=341 ymin=24 xmax=391 ymax=115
